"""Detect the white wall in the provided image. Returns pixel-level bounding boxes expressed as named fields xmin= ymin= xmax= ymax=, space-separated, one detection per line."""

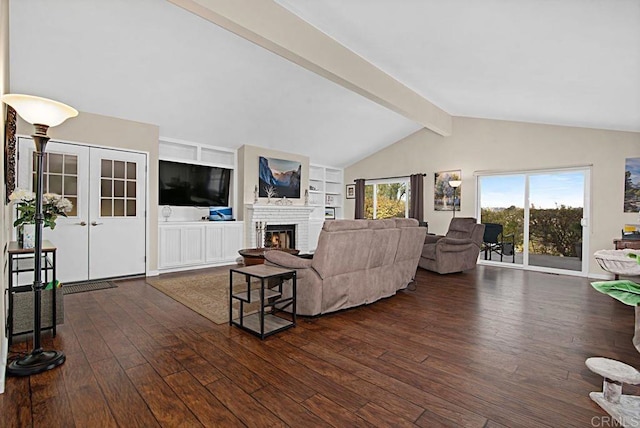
xmin=345 ymin=116 xmax=640 ymax=276
xmin=0 ymin=0 xmax=9 ymax=394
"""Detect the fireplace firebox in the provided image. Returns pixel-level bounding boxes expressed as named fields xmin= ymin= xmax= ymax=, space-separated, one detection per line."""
xmin=265 ymin=225 xmax=296 ymax=249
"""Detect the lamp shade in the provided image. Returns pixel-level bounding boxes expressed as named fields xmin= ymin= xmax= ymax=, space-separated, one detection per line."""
xmin=1 ymin=94 xmax=78 ymax=127
xmin=449 ymin=180 xmax=462 ymax=188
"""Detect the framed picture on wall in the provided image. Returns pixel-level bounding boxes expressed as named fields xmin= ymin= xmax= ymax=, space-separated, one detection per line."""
xmin=4 ymin=105 xmax=16 ymax=204
xmin=345 ymin=184 xmax=355 ymax=199
xmin=324 ymin=207 xmax=335 ymax=219
xmin=625 ymin=157 xmax=640 ymax=212
xmin=434 ymin=170 xmax=461 ymax=211
xmin=258 ymin=156 xmax=301 ymax=198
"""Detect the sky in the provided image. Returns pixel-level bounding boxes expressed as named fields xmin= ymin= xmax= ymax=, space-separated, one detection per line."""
xmin=480 ymin=172 xmax=585 ymax=209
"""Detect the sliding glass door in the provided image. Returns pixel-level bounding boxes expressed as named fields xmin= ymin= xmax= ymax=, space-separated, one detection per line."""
xmin=478 ymin=174 xmax=525 ymax=263
xmin=528 ymin=171 xmax=586 ymax=271
xmin=478 ymin=167 xmax=589 ymax=275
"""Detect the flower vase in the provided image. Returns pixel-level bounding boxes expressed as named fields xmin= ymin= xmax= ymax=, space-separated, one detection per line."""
xmin=17 ymin=226 xmax=24 ymax=248
xmin=23 ymin=224 xmax=36 ymax=249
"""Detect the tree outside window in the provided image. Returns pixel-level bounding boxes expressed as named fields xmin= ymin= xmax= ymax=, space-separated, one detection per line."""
xmin=364 ymin=181 xmax=408 ymax=219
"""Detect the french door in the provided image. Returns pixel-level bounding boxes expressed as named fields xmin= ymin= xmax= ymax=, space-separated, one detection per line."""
xmin=477 ymin=167 xmax=590 ymax=276
xmin=18 ymin=139 xmax=147 ymax=283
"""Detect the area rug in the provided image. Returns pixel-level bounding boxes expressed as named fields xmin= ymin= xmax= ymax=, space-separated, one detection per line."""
xmin=146 ymin=272 xmax=260 ymax=325
xmin=63 ymin=281 xmax=118 ymax=295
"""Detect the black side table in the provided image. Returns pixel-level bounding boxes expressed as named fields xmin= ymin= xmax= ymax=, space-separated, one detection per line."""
xmin=229 ymin=264 xmax=296 ymax=339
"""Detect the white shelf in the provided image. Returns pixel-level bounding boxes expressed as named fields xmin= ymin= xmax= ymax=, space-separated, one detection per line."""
xmin=309 ymin=164 xmax=344 ymax=220
xmin=159 ymin=137 xmax=235 ymax=169
xmin=325 ymin=168 xmax=342 ymax=183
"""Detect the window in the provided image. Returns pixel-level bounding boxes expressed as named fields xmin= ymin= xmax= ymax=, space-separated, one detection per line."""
xmin=100 ymin=159 xmax=137 ymax=217
xmin=33 ymin=152 xmax=78 ymax=216
xmin=364 ymin=179 xmax=409 ymax=219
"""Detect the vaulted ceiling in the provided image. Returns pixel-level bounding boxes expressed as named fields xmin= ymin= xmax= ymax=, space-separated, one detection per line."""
xmin=9 ymin=1 xmax=640 ymax=168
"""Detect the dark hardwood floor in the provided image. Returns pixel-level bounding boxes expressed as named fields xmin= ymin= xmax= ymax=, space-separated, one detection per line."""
xmin=2 ymin=265 xmax=638 ymax=427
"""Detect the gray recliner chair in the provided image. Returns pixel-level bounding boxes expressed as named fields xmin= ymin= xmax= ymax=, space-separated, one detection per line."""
xmin=418 ymin=217 xmax=485 ymax=274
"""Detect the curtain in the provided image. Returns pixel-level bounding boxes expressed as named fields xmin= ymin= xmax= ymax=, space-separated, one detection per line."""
xmin=409 ymin=174 xmax=424 ymax=223
xmin=354 ymin=179 xmax=366 ymax=219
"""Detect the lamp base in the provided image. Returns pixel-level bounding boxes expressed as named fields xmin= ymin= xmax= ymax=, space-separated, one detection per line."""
xmin=7 ymin=349 xmax=65 ymax=377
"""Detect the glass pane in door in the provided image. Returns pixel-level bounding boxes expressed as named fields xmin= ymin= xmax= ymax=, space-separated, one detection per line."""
xmin=32 ymin=152 xmax=79 ymax=216
xmin=100 ymin=158 xmax=137 ymax=217
xmin=528 ymin=172 xmax=584 ymax=271
xmin=479 ymin=175 xmax=525 ymax=263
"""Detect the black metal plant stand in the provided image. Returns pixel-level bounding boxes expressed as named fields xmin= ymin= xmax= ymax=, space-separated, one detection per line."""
xmin=7 ymin=125 xmax=65 ymax=376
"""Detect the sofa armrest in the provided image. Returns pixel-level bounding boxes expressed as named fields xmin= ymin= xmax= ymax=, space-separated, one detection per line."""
xmin=264 ymin=250 xmax=313 ymax=269
xmin=424 ymin=234 xmax=445 ymax=245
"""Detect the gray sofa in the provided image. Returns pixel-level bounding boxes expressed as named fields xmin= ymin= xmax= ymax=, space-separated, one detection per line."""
xmin=418 ymin=217 xmax=485 ymax=274
xmin=264 ymin=218 xmax=427 ymax=316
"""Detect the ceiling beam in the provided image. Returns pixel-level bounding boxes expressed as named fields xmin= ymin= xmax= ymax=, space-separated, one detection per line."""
xmin=168 ymin=0 xmax=452 ymax=136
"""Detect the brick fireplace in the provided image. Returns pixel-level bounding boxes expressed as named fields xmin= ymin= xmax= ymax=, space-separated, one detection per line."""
xmin=245 ymin=205 xmax=315 ymax=253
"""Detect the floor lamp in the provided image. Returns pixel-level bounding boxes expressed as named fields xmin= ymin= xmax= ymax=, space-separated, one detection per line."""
xmin=449 ymin=180 xmax=461 ymax=218
xmin=2 ymin=94 xmax=78 ymax=376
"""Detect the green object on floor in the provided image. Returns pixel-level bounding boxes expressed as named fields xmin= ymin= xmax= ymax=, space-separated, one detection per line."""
xmin=44 ymin=280 xmax=61 ymax=290
xmin=591 ymin=280 xmax=640 ymax=306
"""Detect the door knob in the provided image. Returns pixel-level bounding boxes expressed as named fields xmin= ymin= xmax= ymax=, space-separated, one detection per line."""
xmin=76 ymin=221 xmax=87 ymax=226
xmin=91 ymin=221 xmax=103 ymax=226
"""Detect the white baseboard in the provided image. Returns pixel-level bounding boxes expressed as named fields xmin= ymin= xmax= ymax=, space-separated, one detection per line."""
xmin=146 ymin=270 xmax=159 ymax=277
xmin=158 ymin=261 xmax=239 ymax=275
xmin=587 ymin=272 xmax=617 ymax=280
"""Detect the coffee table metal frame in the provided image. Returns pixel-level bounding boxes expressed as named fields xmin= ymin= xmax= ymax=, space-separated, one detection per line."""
xmin=229 ymin=264 xmax=296 ymax=339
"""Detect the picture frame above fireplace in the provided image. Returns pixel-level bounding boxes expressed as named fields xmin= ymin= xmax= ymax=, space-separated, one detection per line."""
xmin=259 ymin=156 xmax=302 ymax=199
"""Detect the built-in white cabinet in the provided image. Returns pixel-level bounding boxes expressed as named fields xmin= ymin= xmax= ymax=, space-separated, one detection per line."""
xmin=309 ymin=164 xmax=343 ymax=221
xmin=159 ymin=221 xmax=244 ymax=272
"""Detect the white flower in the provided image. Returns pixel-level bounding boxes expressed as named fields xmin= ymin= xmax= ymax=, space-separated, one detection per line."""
xmin=55 ymin=198 xmax=73 ymax=213
xmin=11 ymin=188 xmax=74 ymax=229
xmin=9 ymin=188 xmax=35 ymax=202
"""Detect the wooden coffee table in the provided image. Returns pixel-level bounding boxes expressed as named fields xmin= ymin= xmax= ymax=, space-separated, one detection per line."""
xmin=238 ymin=248 xmax=300 ymax=266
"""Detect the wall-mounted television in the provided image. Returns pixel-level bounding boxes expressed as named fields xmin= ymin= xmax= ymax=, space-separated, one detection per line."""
xmin=159 ymin=160 xmax=231 ymax=207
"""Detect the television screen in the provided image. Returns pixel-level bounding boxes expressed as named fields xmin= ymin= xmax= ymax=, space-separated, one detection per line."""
xmin=159 ymin=160 xmax=231 ymax=207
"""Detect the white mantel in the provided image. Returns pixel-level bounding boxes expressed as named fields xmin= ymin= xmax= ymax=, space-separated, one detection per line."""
xmin=245 ymin=204 xmax=315 ymax=252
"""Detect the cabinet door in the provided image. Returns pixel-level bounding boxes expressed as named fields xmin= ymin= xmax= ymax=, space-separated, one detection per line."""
xmin=205 ymin=225 xmax=224 ymax=262
xmin=223 ymin=223 xmax=244 ymax=261
xmin=159 ymin=226 xmax=183 ymax=268
xmin=206 ymin=223 xmax=243 ymax=263
xmin=181 ymin=226 xmax=205 ymax=265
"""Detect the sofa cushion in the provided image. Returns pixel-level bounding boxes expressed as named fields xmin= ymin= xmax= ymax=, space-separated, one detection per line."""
xmin=394 ymin=218 xmax=419 ymax=228
xmin=323 ymin=219 xmax=369 ymax=232
xmin=367 ymin=219 xmax=396 ymax=229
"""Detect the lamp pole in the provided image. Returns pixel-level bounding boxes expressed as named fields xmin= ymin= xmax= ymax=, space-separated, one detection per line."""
xmin=2 ymin=94 xmax=77 ymax=376
xmin=449 ymin=180 xmax=462 ymax=218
